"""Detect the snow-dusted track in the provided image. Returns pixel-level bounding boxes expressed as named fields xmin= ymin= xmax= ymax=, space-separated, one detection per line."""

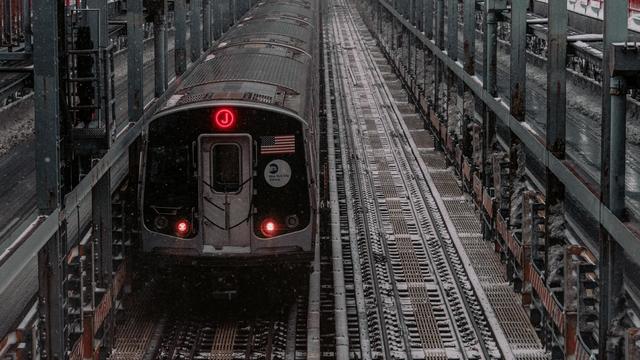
xmin=325 ymin=0 xmax=548 ymax=358
xmin=109 ymin=280 xmax=311 ymax=360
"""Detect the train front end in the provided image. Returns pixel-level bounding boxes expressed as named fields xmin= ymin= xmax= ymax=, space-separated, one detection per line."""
xmin=140 ymin=104 xmax=315 ymax=265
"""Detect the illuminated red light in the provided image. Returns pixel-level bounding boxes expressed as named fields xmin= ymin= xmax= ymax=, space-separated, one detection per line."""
xmin=213 ymin=108 xmax=236 ymax=129
xmin=261 ymin=219 xmax=277 ymax=237
xmin=175 ymin=219 xmax=191 ymax=237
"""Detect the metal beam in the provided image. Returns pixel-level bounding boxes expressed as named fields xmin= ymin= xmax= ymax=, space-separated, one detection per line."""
xmin=446 ymin=0 xmax=457 ymax=61
xmin=127 ymin=0 xmax=144 ymax=121
xmin=482 ymin=2 xmax=499 ymax=186
xmin=424 ymin=0 xmax=433 ymax=39
xmin=510 ymin=0 xmax=526 ymax=123
xmin=22 ymin=0 xmax=31 ymax=52
xmin=92 ymin=171 xmax=112 ymax=288
xmin=203 ymin=0 xmax=211 ymax=50
xmin=544 ymin=5 xmax=567 ymax=345
xmin=175 ymin=0 xmax=187 ymax=75
xmin=599 ymin=0 xmax=628 ymax=356
xmin=33 ymin=0 xmax=62 ymax=214
xmin=191 ymin=0 xmax=202 ymax=62
xmin=212 ymin=0 xmax=221 ymax=40
xmin=153 ymin=1 xmax=167 ymax=97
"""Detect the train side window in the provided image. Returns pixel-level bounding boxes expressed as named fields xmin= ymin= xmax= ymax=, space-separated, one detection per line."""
xmin=211 ymin=143 xmax=242 ymax=193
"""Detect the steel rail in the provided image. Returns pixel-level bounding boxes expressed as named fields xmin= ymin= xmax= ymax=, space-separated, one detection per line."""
xmin=340 ymin=4 xmax=491 ymax=358
xmin=376 ymin=0 xmax=640 ymax=266
xmin=324 ymin=23 xmax=349 ymax=360
xmin=328 ymin=9 xmax=395 ymax=358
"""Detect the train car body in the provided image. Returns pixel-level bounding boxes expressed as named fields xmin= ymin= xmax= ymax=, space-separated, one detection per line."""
xmin=140 ymin=0 xmax=320 ymax=266
xmin=533 ymin=0 xmax=640 ymax=34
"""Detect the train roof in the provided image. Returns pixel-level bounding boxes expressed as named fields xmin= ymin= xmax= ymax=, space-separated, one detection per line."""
xmin=160 ymin=0 xmax=318 ymax=118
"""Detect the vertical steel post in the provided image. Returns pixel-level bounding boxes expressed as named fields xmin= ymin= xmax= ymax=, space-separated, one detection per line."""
xmin=127 ymin=0 xmax=144 ymax=121
xmin=232 ymin=0 xmax=238 ymax=24
xmin=2 ymin=0 xmax=10 ymax=45
xmin=38 ymin=232 xmax=66 ymax=360
xmin=609 ymin=76 xmax=627 ymax=217
xmin=191 ymin=0 xmax=202 ymax=62
xmin=482 ymin=4 xmax=497 ymax=186
xmin=175 ymin=0 xmax=187 ymax=75
xmin=416 ymin=0 xmax=422 ymax=30
xmin=87 ymin=0 xmax=108 ymax=47
xmin=33 ymin=1 xmax=65 ymax=357
xmin=598 ymin=1 xmax=627 ymax=356
xmin=509 ymin=0 xmax=526 ymax=230
xmin=212 ymin=0 xmax=221 ymax=40
xmin=446 ymin=0 xmax=457 ymax=61
xmin=545 ymin=0 xmax=567 ymax=348
xmin=22 ymin=0 xmax=31 ymax=52
xmin=153 ymin=1 xmax=167 ymax=97
xmin=33 ymin=0 xmax=62 ymax=214
xmin=510 ymin=0 xmax=526 ymax=123
xmin=462 ymin=0 xmax=474 ymax=73
xmin=92 ymin=173 xmax=112 ymax=289
xmin=203 ymin=0 xmax=211 ymax=50
xmin=462 ymin=0 xmax=475 ymax=156
xmin=434 ymin=0 xmax=444 ymax=111
xmin=424 ymin=0 xmax=433 ymax=39
xmin=410 ymin=0 xmax=415 ymax=24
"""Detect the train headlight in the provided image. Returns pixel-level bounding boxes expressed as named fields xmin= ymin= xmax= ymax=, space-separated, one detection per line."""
xmin=260 ymin=219 xmax=277 ymax=237
xmin=175 ymin=219 xmax=191 ymax=237
xmin=154 ymin=216 xmax=169 ymax=230
xmin=285 ymin=215 xmax=299 ymax=228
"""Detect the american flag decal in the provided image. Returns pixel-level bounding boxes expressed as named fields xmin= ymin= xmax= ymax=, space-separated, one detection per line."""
xmin=260 ymin=135 xmax=296 ymax=155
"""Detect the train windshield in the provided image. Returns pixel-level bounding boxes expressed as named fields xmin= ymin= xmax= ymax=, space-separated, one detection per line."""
xmin=211 ymin=143 xmax=242 ymax=192
xmin=145 ymin=141 xmax=196 ymax=206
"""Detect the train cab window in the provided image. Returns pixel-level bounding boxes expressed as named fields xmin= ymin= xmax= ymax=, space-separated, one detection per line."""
xmin=211 ymin=144 xmax=242 ymax=193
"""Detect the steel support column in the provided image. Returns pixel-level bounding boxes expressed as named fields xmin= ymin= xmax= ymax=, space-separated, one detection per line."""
xmin=33 ymin=0 xmax=62 ymax=214
xmin=127 ymin=0 xmax=144 ymax=121
xmin=545 ymin=0 xmax=567 ymax=348
xmin=409 ymin=0 xmax=415 ymax=24
xmin=92 ymin=172 xmax=112 ymax=290
xmin=203 ymin=0 xmax=211 ymax=50
xmin=598 ymin=0 xmax=628 ymax=356
xmin=2 ymin=0 xmax=10 ymax=45
xmin=153 ymin=1 xmax=167 ymax=97
xmin=232 ymin=0 xmax=238 ymax=24
xmin=446 ymin=0 xmax=457 ymax=60
xmin=462 ymin=0 xmax=475 ymax=156
xmin=175 ymin=0 xmax=187 ymax=75
xmin=38 ymin=231 xmax=66 ymax=360
xmin=424 ymin=0 xmax=433 ymax=39
xmin=33 ymin=2 xmax=66 ymax=356
xmin=482 ymin=4 xmax=498 ymax=186
xmin=191 ymin=0 xmax=202 ymax=62
xmin=434 ymin=0 xmax=444 ymax=110
xmin=212 ymin=0 xmax=221 ymax=40
xmin=22 ymin=0 xmax=31 ymax=52
xmin=509 ymin=0 xmax=526 ymax=225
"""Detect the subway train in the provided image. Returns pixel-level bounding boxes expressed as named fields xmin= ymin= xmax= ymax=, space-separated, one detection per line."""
xmin=140 ymin=0 xmax=320 ymax=266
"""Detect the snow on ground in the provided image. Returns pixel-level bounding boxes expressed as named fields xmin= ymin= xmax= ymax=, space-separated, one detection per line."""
xmin=0 ymin=95 xmax=34 ymax=158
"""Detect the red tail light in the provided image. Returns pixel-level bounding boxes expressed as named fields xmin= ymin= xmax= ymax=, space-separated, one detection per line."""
xmin=175 ymin=219 xmax=191 ymax=237
xmin=260 ymin=219 xmax=277 ymax=237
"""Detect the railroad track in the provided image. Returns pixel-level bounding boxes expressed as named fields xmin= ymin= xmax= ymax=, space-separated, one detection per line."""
xmin=323 ymin=0 xmax=538 ymax=358
xmin=109 ymin=276 xmax=313 ymax=360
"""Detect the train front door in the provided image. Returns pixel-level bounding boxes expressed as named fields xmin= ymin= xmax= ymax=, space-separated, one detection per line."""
xmin=199 ymin=134 xmax=253 ymax=252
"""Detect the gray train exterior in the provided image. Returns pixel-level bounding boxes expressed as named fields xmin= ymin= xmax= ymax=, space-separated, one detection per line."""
xmin=140 ymin=0 xmax=320 ymax=265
